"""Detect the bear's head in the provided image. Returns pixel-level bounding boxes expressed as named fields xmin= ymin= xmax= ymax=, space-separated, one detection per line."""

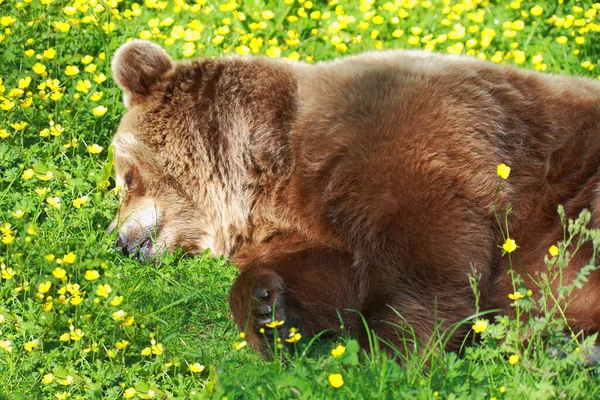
xmin=108 ymin=40 xmax=297 ymax=263
xmin=108 ymin=41 xmax=243 ymax=262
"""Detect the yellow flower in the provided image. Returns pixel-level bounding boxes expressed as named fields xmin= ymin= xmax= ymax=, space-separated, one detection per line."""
xmin=1 ymin=267 xmax=15 ymax=280
xmin=0 ymin=129 xmax=9 ymax=139
xmin=0 ymin=339 xmax=12 ymax=352
xmin=141 ymin=346 xmax=152 ymax=356
xmin=286 ymin=332 xmax=302 ymax=343
xmin=328 ymin=373 xmax=344 ymax=388
xmin=42 ymin=301 xmax=53 ymax=312
xmin=262 ymin=10 xmax=275 ymax=19
xmin=139 ymin=390 xmax=155 ymax=399
xmin=1 ymin=235 xmax=14 ymax=245
xmin=45 ymin=254 xmax=55 ymax=262
xmin=508 ymin=291 xmax=525 ymax=301
xmin=93 ymin=74 xmax=107 ymax=84
xmin=123 ymin=388 xmax=136 ymax=398
xmin=497 ymin=163 xmax=511 ymax=179
xmin=70 ymin=295 xmax=83 ymax=306
xmin=59 ymin=333 xmax=70 ymax=342
xmin=63 ymin=252 xmax=76 ymax=264
xmin=265 ymin=320 xmax=284 ymax=328
xmin=113 ymin=310 xmax=127 ymax=321
xmin=509 ymin=354 xmax=519 ymax=365
xmin=549 ymin=245 xmax=559 ymax=257
xmin=46 ymin=196 xmax=61 ymax=209
xmin=189 ymin=362 xmax=205 ymax=372
xmin=10 ymin=121 xmax=27 ymax=131
xmin=84 ymin=270 xmax=99 ymax=280
xmin=233 ymin=340 xmax=247 ymax=350
xmin=88 ymin=144 xmax=103 ymax=154
xmin=265 ymin=46 xmax=281 ymax=58
xmin=43 ymin=48 xmax=56 ymax=59
xmin=64 ymin=66 xmax=79 ymax=76
xmin=331 ymin=344 xmax=346 ymax=357
xmin=151 ymin=343 xmax=165 ymax=355
xmin=110 ymin=296 xmax=123 ymax=306
xmin=70 ymin=329 xmax=84 ymax=341
xmin=472 ymin=319 xmax=488 ymax=333
xmin=513 ymin=51 xmax=525 ymax=65
xmin=81 ymin=55 xmax=94 ymax=64
xmin=530 ymin=5 xmax=543 ymax=16
xmin=72 ymin=196 xmax=89 ymax=209
xmin=503 ymin=238 xmax=517 ymax=253
xmin=0 ymin=16 xmax=16 ymax=26
xmin=92 ymin=105 xmax=107 ymax=117
xmin=23 ymin=169 xmax=35 ymax=180
xmin=122 ymin=316 xmax=135 ymax=327
xmin=52 ymin=267 xmax=66 ymax=279
xmin=38 ymin=171 xmax=54 ymax=181
xmin=11 ymin=209 xmax=24 ymax=219
xmin=24 ymin=339 xmax=39 ymax=352
xmin=42 ymin=373 xmax=54 ymax=384
xmin=90 ymin=91 xmax=103 ymax=101
xmin=18 ymin=76 xmax=31 ymax=89
xmin=38 ymin=281 xmax=52 ymax=293
xmin=97 ymin=284 xmax=112 ymax=297
xmin=53 ymin=21 xmax=71 ymax=33
xmin=556 ymin=36 xmax=568 ymax=44
xmin=36 ymin=187 xmax=50 ymax=196
xmin=0 ymin=99 xmax=15 ymax=111
xmin=57 ymin=375 xmax=74 ymax=385
xmin=85 ymin=63 xmax=97 ymax=73
xmin=115 ymin=340 xmax=130 ymax=349
xmin=76 ymin=79 xmax=91 ymax=93
xmin=50 ymin=124 xmax=64 ymax=136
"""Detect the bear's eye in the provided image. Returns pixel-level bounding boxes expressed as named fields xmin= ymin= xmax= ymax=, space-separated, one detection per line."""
xmin=125 ymin=170 xmax=133 ymax=187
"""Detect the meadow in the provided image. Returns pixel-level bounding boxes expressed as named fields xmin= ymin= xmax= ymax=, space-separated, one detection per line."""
xmin=1 ymin=0 xmax=600 ymax=398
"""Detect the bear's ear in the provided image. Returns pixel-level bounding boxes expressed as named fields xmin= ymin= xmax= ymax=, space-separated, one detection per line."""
xmin=112 ymin=40 xmax=174 ymax=107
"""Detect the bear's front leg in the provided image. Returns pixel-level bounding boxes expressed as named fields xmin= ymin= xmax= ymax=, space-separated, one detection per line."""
xmin=229 ymin=245 xmax=361 ymax=356
xmin=229 ymin=267 xmax=294 ymax=355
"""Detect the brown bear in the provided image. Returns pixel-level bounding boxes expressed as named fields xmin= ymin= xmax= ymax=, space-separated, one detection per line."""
xmin=109 ymin=40 xmax=600 ymax=357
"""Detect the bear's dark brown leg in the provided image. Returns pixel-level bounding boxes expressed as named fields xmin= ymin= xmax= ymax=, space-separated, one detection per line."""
xmin=229 ymin=246 xmax=362 ymax=356
xmin=359 ymin=286 xmax=478 ymax=361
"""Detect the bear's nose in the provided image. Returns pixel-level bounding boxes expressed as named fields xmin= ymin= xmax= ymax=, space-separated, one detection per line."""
xmin=116 ymin=234 xmax=129 ymax=256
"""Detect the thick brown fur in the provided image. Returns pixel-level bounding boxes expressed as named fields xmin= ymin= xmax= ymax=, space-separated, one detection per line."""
xmin=109 ymin=40 xmax=600 ymax=356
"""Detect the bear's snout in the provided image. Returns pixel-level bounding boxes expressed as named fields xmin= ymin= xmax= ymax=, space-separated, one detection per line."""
xmin=115 ymin=232 xmax=153 ymax=264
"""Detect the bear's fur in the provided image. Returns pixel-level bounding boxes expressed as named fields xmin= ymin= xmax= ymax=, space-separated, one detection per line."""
xmin=109 ymin=40 xmax=600 ymax=356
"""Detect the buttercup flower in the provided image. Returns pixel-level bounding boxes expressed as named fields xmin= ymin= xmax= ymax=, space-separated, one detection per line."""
xmin=97 ymin=284 xmax=112 ymax=297
xmin=64 ymin=65 xmax=79 ymax=76
xmin=92 ymin=105 xmax=107 ymax=116
xmin=42 ymin=373 xmax=54 ymax=384
xmin=265 ymin=320 xmax=284 ymax=328
xmin=328 ymin=373 xmax=344 ymax=388
xmin=52 ymin=267 xmax=66 ymax=279
xmin=85 ymin=270 xmax=100 ymax=280
xmin=503 ymin=238 xmax=517 ymax=253
xmin=189 ymin=363 xmax=205 ymax=372
xmin=331 ymin=344 xmax=346 ymax=357
xmin=88 ymin=144 xmax=103 ymax=153
xmin=497 ymin=163 xmax=511 ymax=179
xmin=63 ymin=252 xmax=76 ymax=264
xmin=472 ymin=319 xmax=488 ymax=333
xmin=508 ymin=291 xmax=525 ymax=301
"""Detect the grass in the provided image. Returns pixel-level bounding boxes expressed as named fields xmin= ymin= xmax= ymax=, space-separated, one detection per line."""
xmin=1 ymin=0 xmax=600 ymax=398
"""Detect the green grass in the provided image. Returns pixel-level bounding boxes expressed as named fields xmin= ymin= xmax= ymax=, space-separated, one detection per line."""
xmin=1 ymin=0 xmax=600 ymax=398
